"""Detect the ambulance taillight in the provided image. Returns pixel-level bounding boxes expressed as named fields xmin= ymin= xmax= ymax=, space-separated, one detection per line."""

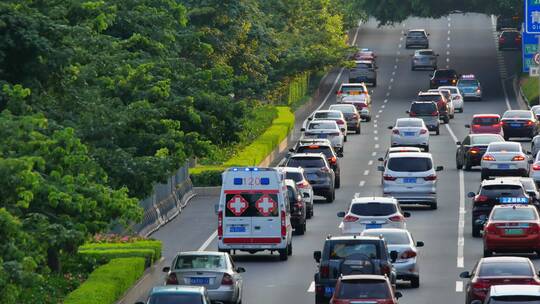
xmin=281 ymin=210 xmax=287 ymax=237
xmin=218 ymin=211 xmax=223 ymax=238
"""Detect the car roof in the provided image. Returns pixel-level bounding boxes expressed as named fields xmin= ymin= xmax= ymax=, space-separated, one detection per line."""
xmin=326 ymin=235 xmax=383 ymax=242
xmin=298 ymin=141 xmax=333 ymax=148
xmin=490 ymin=285 xmax=540 ymax=297
xmin=388 ymin=147 xmax=422 ymax=152
xmin=340 ymin=83 xmax=366 ymax=87
xmin=387 ymin=152 xmax=432 ymax=159
xmin=151 ymin=285 xmax=205 ymax=295
xmin=351 ymin=196 xmax=398 ymax=204
xmin=415 ymin=49 xmax=433 ymax=52
xmin=290 ymin=152 xmax=326 ymax=159
xmin=176 ymin=251 xmax=225 ymax=256
xmin=481 ymin=178 xmax=523 ymax=187
xmin=492 ymin=204 xmax=535 ymax=211
xmin=362 ymin=228 xmax=410 ymax=234
xmin=330 ymin=104 xmax=356 ymax=109
xmin=308 ymin=119 xmax=338 ymax=125
xmin=473 ymin=114 xmax=500 ymax=118
xmin=481 ymin=256 xmax=532 ymax=264
xmin=354 ymin=60 xmax=373 ymax=64
xmin=418 ymin=91 xmax=441 ymax=96
xmin=340 ymin=274 xmax=389 ymax=281
xmin=396 ymin=117 xmax=423 ymax=122
xmin=408 ymin=29 xmax=426 ymax=32
xmin=488 ymin=141 xmax=520 ymax=147
xmin=315 ymin=110 xmax=342 ymax=114
xmin=411 ymin=101 xmax=437 ymax=105
xmin=277 ymin=166 xmax=304 ymax=173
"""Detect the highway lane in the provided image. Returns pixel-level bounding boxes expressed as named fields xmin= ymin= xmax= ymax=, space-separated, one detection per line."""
xmin=141 ymin=13 xmax=528 ymax=304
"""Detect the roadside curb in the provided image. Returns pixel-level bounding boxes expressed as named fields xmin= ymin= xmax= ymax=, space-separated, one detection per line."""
xmin=514 ymin=76 xmax=530 ymax=110
xmin=116 ymin=257 xmax=166 ymax=304
xmin=193 ymin=186 xmax=221 ymax=196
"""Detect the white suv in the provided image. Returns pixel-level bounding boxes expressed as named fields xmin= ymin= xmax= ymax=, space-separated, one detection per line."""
xmin=277 ymin=167 xmax=314 ymax=218
xmin=378 ymin=152 xmax=443 ymax=210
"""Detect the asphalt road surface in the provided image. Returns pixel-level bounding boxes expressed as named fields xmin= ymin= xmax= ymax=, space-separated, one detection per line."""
xmin=143 ymin=13 xmax=530 ymax=304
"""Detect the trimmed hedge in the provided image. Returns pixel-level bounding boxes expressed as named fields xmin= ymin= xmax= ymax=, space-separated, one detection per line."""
xmin=79 ymin=240 xmax=162 ymax=260
xmin=64 ymin=257 xmax=145 ymax=304
xmin=191 ymin=106 xmax=295 ymax=186
xmin=522 ymin=75 xmax=539 ymax=105
xmin=79 ymin=249 xmax=156 ymax=267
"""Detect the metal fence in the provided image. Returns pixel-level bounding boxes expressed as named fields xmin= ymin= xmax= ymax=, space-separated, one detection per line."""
xmin=134 ymin=162 xmax=195 ymax=237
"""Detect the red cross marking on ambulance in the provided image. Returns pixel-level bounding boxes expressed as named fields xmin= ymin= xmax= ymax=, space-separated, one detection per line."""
xmin=227 ymin=195 xmax=248 ymax=216
xmin=255 ymin=195 xmax=277 ymax=216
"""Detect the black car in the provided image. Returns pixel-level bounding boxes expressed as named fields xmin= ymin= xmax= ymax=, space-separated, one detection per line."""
xmin=313 ymin=235 xmax=398 ymax=304
xmin=498 ymin=30 xmax=521 ymax=50
xmin=430 ymin=69 xmax=459 ymax=88
xmin=456 ymin=134 xmax=505 ymax=170
xmin=285 ymin=180 xmax=306 ymax=235
xmin=416 ymin=92 xmax=450 ymax=123
xmin=467 ymin=178 xmax=531 ymax=237
xmin=405 ymin=29 xmax=429 ymax=49
xmin=407 ymin=101 xmax=440 ymax=134
xmin=501 ymin=110 xmax=540 ymax=140
xmin=290 ymin=141 xmax=342 ymax=188
xmin=496 ymin=15 xmax=521 ymax=31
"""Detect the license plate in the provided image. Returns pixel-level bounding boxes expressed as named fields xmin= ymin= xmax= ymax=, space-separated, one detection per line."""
xmin=325 ymin=286 xmax=334 ymax=295
xmin=230 ymin=226 xmax=246 ymax=233
xmin=403 ymin=177 xmax=417 ymax=183
xmin=349 ymin=91 xmax=361 ymax=95
xmin=404 ymin=131 xmax=415 ymax=136
xmin=510 ymin=123 xmax=521 ymax=127
xmin=317 ymin=134 xmax=327 ymax=138
xmin=440 ymin=80 xmax=448 ymax=83
xmin=366 ymin=223 xmax=382 ymax=229
xmin=497 ymin=164 xmax=510 ymax=169
xmin=190 ymin=277 xmax=210 ymax=285
xmin=500 ymin=197 xmax=528 ymax=204
xmin=504 ymin=228 xmax=524 ymax=235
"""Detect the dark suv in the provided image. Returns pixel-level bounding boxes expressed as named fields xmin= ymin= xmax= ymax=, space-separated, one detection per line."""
xmin=313 ymin=235 xmax=397 ymax=304
xmin=285 ymin=179 xmax=306 ymax=235
xmin=467 ymin=178 xmax=531 ymax=237
xmin=407 ymin=101 xmax=440 ymax=135
xmin=417 ymin=92 xmax=450 ymax=123
xmin=285 ymin=153 xmax=336 ymax=202
xmin=290 ymin=140 xmax=342 ymax=188
xmin=430 ymin=69 xmax=459 ymax=88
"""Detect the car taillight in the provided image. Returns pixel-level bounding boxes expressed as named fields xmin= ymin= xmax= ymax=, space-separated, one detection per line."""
xmin=321 ymin=167 xmax=330 ymax=173
xmin=499 ymin=37 xmax=505 ymax=43
xmin=343 ymin=215 xmax=359 ymax=222
xmin=512 ymin=155 xmax=526 ymax=161
xmin=472 ymin=124 xmax=481 ymax=128
xmin=381 ymin=264 xmax=391 ymax=276
xmin=474 ymin=195 xmax=488 ymax=202
xmin=469 ymin=147 xmax=480 ymax=154
xmin=392 ymin=129 xmax=399 ymax=135
xmin=533 ymin=164 xmax=540 ymax=171
xmin=431 ymin=111 xmax=439 ymax=116
xmin=482 ymin=155 xmax=495 ymax=161
xmin=166 ymin=273 xmax=178 ymax=285
xmin=337 ymin=119 xmax=345 ymax=125
xmin=383 ymin=174 xmax=397 ymax=181
xmin=452 ymin=79 xmax=457 ymax=84
xmin=400 ymin=250 xmax=417 ymax=259
xmin=329 ymin=156 xmax=337 ymax=164
xmin=352 ymin=113 xmax=359 ymax=119
xmin=484 ymin=224 xmax=498 ymax=235
xmin=297 ymin=180 xmax=310 ymax=188
xmin=221 ymin=273 xmax=234 ymax=285
xmin=501 ymin=121 xmax=507 ymax=125
xmin=281 ymin=210 xmax=287 ymax=237
xmin=330 ymin=132 xmax=341 ymax=136
xmin=453 ymin=96 xmax=460 ymax=100
xmin=472 ymin=279 xmax=491 ymax=291
xmin=320 ymin=265 xmax=330 ymax=278
xmin=337 ymin=91 xmax=342 ymax=95
xmin=528 ymin=223 xmax=540 ymax=234
xmin=218 ymin=212 xmax=223 ymax=238
xmin=527 ymin=120 xmax=535 ymax=126
xmin=409 ymin=112 xmax=416 ymax=117
xmin=476 ymin=89 xmax=481 ymax=93
xmin=493 ymin=122 xmax=501 ymax=127
xmin=389 ymin=215 xmax=404 ymax=222
xmin=420 ymin=129 xmax=428 ymax=134
xmin=424 ymin=174 xmax=437 ymax=181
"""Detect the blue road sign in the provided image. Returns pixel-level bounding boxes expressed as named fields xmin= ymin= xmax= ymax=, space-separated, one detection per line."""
xmin=523 ymin=30 xmax=539 ymax=72
xmin=526 ymin=0 xmax=540 ymax=33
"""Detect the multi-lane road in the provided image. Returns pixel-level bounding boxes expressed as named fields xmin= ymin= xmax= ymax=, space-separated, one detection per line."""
xmin=139 ymin=13 xmax=530 ymax=304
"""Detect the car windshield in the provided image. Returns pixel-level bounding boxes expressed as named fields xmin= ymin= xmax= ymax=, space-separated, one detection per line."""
xmin=387 ymin=157 xmax=432 ymax=172
xmin=363 ymin=231 xmax=410 ymax=245
xmin=397 ymin=120 xmax=423 ymax=127
xmin=285 ymin=172 xmax=304 ymax=183
xmin=351 ymin=202 xmax=397 ymax=216
xmin=491 ymin=208 xmax=536 ymax=221
xmin=489 ymin=296 xmax=540 ymax=304
xmin=308 ymin=122 xmax=337 ymax=130
xmin=502 ymin=31 xmax=520 ymax=38
xmin=329 ymin=242 xmax=378 ymax=259
xmin=480 ymin=185 xmax=525 ymax=197
xmin=287 ymin=157 xmax=325 ymax=168
xmin=435 ymin=70 xmax=456 ymax=77
xmin=473 ymin=117 xmax=499 ymax=125
xmin=330 ymin=105 xmax=355 ymax=113
xmin=336 ymin=280 xmax=390 ymax=299
xmin=417 ymin=50 xmax=434 ymax=56
xmin=503 ymin=111 xmax=533 ymax=119
xmin=479 ymin=262 xmax=533 ymax=276
xmin=314 ymin=112 xmax=340 ymax=119
xmin=296 ymin=146 xmax=333 ymax=158
xmin=471 ymin=135 xmax=503 ymax=145
xmin=410 ymin=103 xmax=437 ymax=114
xmin=149 ymin=294 xmax=203 ymax=304
xmin=458 ymin=80 xmax=478 ymax=86
xmin=488 ymin=143 xmax=520 ymax=152
xmin=174 ymin=255 xmax=225 ymax=270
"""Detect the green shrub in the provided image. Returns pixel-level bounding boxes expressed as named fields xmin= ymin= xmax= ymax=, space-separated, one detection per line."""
xmin=522 ymin=75 xmax=539 ymax=105
xmin=79 ymin=240 xmax=162 ymax=260
xmin=64 ymin=258 xmax=145 ymax=304
xmin=79 ymin=249 xmax=156 ymax=267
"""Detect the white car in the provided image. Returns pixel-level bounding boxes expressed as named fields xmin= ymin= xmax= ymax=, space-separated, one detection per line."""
xmin=302 ymin=120 xmax=345 ymax=153
xmin=480 ymin=142 xmax=531 ymax=180
xmin=309 ymin=110 xmax=348 ymax=140
xmin=378 ymin=152 xmax=443 ymax=209
xmin=530 ymin=152 xmax=540 ymax=186
xmin=277 ymin=167 xmax=314 ymax=218
xmin=389 ymin=118 xmax=430 ymax=151
xmin=335 ymin=83 xmax=371 ymax=104
xmin=337 ymin=197 xmax=410 ymax=234
xmin=439 ymin=86 xmax=464 ymax=113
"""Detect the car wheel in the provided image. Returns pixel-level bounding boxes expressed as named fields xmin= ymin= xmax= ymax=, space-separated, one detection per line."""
xmin=344 ymin=135 xmax=347 ymax=142
xmin=306 ymin=207 xmax=313 ymax=219
xmin=356 ymin=126 xmax=361 ymax=134
xmin=481 ymin=170 xmax=488 ymax=180
xmin=472 ymin=224 xmax=481 ymax=238
xmin=464 ymin=158 xmax=472 ymax=171
xmin=444 ymin=117 xmax=450 ymax=124
xmin=504 ymin=136 xmax=509 ymax=141
xmin=315 ymin=293 xmax=327 ymax=304
xmin=436 ymin=128 xmax=440 ymax=135
xmin=411 ymin=66 xmax=415 ymax=71
xmin=335 ymin=176 xmax=341 ymax=189
xmin=288 ymin=242 xmax=293 ymax=256
xmin=430 ymin=202 xmax=438 ymax=210
xmin=372 ymin=81 xmax=377 ymax=87
xmin=296 ymin=222 xmax=306 ymax=235
xmin=366 ymin=116 xmax=371 ymax=122
xmin=279 ymin=247 xmax=289 ymax=261
xmin=456 ymin=156 xmax=463 ymax=170
xmin=326 ymin=189 xmax=335 ymax=203
xmin=410 ymin=277 xmax=420 ymax=288
xmin=483 ymin=249 xmax=492 ymax=257
xmin=450 ymin=113 xmax=455 ymax=119
xmin=424 ymin=145 xmax=429 ymax=152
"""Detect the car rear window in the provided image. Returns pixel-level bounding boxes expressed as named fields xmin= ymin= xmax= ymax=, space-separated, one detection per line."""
xmin=503 ymin=111 xmax=533 ymax=119
xmin=502 ymin=31 xmax=520 ymax=38
xmin=341 ymin=86 xmax=366 ymax=94
xmin=308 ymin=121 xmax=337 ymax=130
xmin=336 ymin=280 xmax=390 ymax=299
xmin=408 ymin=31 xmax=425 ymax=37
xmin=480 ymin=185 xmax=525 ymax=197
xmin=458 ymin=80 xmax=478 ymax=86
xmin=473 ymin=117 xmax=499 ymax=125
xmin=479 ymin=261 xmax=533 ymax=277
xmin=296 ymin=146 xmax=333 ymax=158
xmin=387 ymin=157 xmax=432 ymax=172
xmin=410 ymin=102 xmax=437 ymax=114
xmin=417 ymin=94 xmax=441 ymax=102
xmin=330 ymin=105 xmax=356 ymax=113
xmin=314 ymin=112 xmax=340 ymax=119
xmin=287 ymin=157 xmax=325 ymax=168
xmin=397 ymin=120 xmax=423 ymax=127
xmin=362 ymin=231 xmax=410 ymax=245
xmin=149 ymin=294 xmax=203 ymax=304
xmin=174 ymin=255 xmax=225 ymax=270
xmin=328 ymin=242 xmax=378 ymax=259
xmin=354 ymin=63 xmax=373 ymax=69
xmin=491 ymin=208 xmax=536 ymax=221
xmin=471 ymin=135 xmax=503 ymax=145
xmin=434 ymin=70 xmax=457 ymax=77
xmin=488 ymin=143 xmax=520 ymax=152
xmin=351 ymin=202 xmax=397 ymax=216
xmin=490 ymin=296 xmax=540 ymax=304
xmin=285 ymin=172 xmax=304 ymax=183
xmin=224 ymin=193 xmax=279 ymax=217
xmin=418 ymin=50 xmax=434 ymax=56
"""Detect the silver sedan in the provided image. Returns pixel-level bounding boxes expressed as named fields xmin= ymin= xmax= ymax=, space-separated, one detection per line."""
xmin=361 ymin=228 xmax=424 ymax=288
xmin=389 ymin=118 xmax=430 ymax=151
xmin=411 ymin=49 xmax=438 ymax=70
xmin=163 ymin=251 xmax=244 ymax=304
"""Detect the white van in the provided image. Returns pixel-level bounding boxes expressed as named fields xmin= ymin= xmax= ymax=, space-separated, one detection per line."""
xmin=217 ymin=167 xmax=293 ymax=260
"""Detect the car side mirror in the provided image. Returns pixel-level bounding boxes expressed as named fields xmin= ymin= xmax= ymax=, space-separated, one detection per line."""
xmin=459 ymin=271 xmax=471 ymax=278
xmin=416 ymin=241 xmax=424 ymax=247
xmin=162 ymin=266 xmax=170 ymax=273
xmin=341 ymin=128 xmax=346 ymax=132
xmin=135 ymin=302 xmax=145 ymax=304
xmin=529 ymin=159 xmax=534 ymax=164
xmin=456 ymin=141 xmax=461 ymax=145
xmin=530 ymin=192 xmax=537 ymax=199
xmin=289 ymin=148 xmax=294 ymax=152
xmin=527 ymin=151 xmax=532 ymax=155
xmin=236 ymin=267 xmax=246 ymax=273
xmin=337 ymin=152 xmax=344 ymax=158
xmin=377 ymin=165 xmax=385 ymax=172
xmin=390 ymin=250 xmax=398 ymax=262
xmin=337 ymin=211 xmax=346 ymax=218
xmin=395 ymin=291 xmax=403 ymax=299
xmin=403 ymin=33 xmax=407 ymax=36
xmin=403 ymin=212 xmax=411 ymax=218
xmin=387 ymin=126 xmax=394 ymax=130
xmin=464 ymin=124 xmax=470 ymax=128
xmin=307 ymin=117 xmax=313 ymax=121
xmin=303 ymin=192 xmax=310 ymax=198
xmin=378 ymin=157 xmax=384 ymax=162
xmin=436 ymin=166 xmax=444 ymax=171
xmin=313 ymin=251 xmax=322 ymax=263
xmin=467 ymin=192 xmax=476 ymax=198
xmin=427 ymin=33 xmax=431 ymax=36
xmin=406 ymin=110 xmax=410 ymax=114
xmin=301 ymin=128 xmax=306 ymax=132
xmin=436 ymin=54 xmax=440 ymax=56
xmin=214 ymin=204 xmax=219 ymax=215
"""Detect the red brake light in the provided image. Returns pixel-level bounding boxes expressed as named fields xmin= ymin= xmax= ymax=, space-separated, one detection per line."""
xmin=431 ymin=111 xmax=439 ymax=116
xmin=389 ymin=215 xmax=404 ymax=222
xmin=527 ymin=120 xmax=535 ymax=126
xmin=512 ymin=155 xmax=526 ymax=161
xmin=337 ymin=91 xmax=342 ymax=95
xmin=533 ymin=164 xmax=540 ymax=171
xmin=281 ymin=210 xmax=287 ymax=236
xmin=472 ymin=124 xmax=481 ymax=128
xmin=218 ymin=212 xmax=223 ymax=238
xmin=392 ymin=129 xmax=399 ymax=135
xmin=297 ymin=180 xmax=310 ymax=188
xmin=420 ymin=129 xmax=428 ymax=134
xmin=472 ymin=279 xmax=491 ymax=291
xmin=166 ymin=272 xmax=178 ymax=285
xmin=329 ymin=156 xmax=337 ymax=164
xmin=529 ymin=223 xmax=540 ymax=234
xmin=320 ymin=265 xmax=329 ymax=278
xmin=221 ymin=273 xmax=234 ymax=285
xmin=499 ymin=37 xmax=506 ymax=42
xmin=474 ymin=195 xmax=488 ymax=202
xmin=423 ymin=174 xmax=437 ymax=181
xmin=482 ymin=155 xmax=495 ymax=161
xmin=383 ymin=174 xmax=397 ymax=181
xmin=343 ymin=215 xmax=359 ymax=222
xmin=381 ymin=264 xmax=391 ymax=276
xmin=400 ymin=250 xmax=417 ymax=259
xmin=337 ymin=119 xmax=345 ymax=125
xmin=308 ymin=145 xmax=320 ymax=149
xmin=469 ymin=147 xmax=480 ymax=154
xmin=484 ymin=224 xmax=498 ymax=235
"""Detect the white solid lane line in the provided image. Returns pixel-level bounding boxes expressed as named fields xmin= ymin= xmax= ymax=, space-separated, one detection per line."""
xmin=198 ymin=230 xmax=218 ymax=251
xmin=307 ymin=281 xmax=315 ymax=293
xmin=456 ymin=281 xmax=464 ymax=292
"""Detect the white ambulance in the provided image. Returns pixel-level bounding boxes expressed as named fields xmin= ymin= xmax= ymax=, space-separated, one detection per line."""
xmin=217 ymin=167 xmax=293 ymax=261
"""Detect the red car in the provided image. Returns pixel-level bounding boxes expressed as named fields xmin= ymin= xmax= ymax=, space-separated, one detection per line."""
xmin=460 ymin=256 xmax=540 ymax=304
xmin=483 ymin=205 xmax=540 ymax=257
xmin=330 ymin=275 xmax=402 ymax=304
xmin=466 ymin=114 xmax=503 ymax=135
